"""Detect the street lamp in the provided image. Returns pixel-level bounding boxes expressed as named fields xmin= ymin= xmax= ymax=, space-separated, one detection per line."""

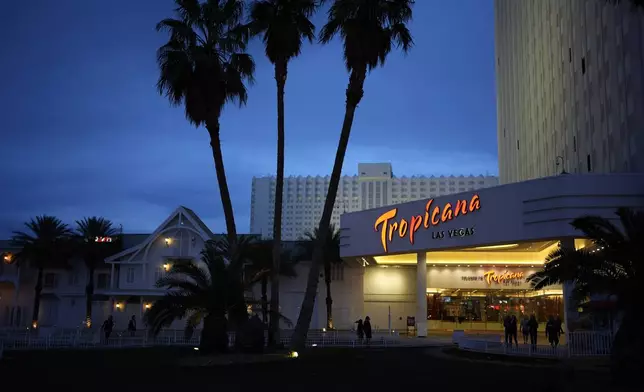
xmin=555 ymin=156 xmax=568 ymax=175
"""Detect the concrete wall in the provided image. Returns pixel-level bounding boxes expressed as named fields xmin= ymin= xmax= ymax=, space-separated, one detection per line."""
xmin=363 ymin=266 xmax=415 ymax=331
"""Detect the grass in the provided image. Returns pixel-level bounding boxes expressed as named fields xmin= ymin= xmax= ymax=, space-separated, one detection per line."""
xmin=0 ymin=346 xmax=637 ymax=391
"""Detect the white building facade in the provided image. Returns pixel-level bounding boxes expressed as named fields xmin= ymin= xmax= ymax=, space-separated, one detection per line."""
xmin=0 ymin=206 xmax=361 ymax=332
xmin=251 ymin=163 xmax=499 ymax=240
xmin=495 ymin=0 xmax=644 ymax=184
xmin=2 ymin=174 xmax=644 ymax=334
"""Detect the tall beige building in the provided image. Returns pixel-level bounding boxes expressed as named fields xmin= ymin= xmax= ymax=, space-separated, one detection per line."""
xmin=495 ymin=0 xmax=644 ymax=184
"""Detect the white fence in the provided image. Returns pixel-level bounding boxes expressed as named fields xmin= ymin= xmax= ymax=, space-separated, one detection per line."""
xmin=0 ymin=329 xmax=399 ymax=352
xmin=454 ymin=330 xmax=613 ymax=358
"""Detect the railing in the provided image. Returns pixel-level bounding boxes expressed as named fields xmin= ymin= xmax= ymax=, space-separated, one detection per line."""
xmin=0 ymin=329 xmax=399 ymax=352
xmin=454 ymin=330 xmax=613 ymax=358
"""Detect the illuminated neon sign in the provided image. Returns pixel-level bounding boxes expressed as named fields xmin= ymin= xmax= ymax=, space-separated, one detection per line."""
xmin=374 ymin=194 xmax=481 ymax=253
xmin=94 ymin=236 xmax=113 ymax=243
xmin=483 ymin=270 xmax=524 ymax=286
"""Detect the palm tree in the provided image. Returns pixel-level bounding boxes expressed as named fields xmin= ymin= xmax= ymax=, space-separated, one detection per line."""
xmin=290 ymin=0 xmax=414 ymax=351
xmin=145 ymin=238 xmax=252 ymax=353
xmin=301 ymin=225 xmax=341 ymax=330
xmin=527 ymin=207 xmax=643 ymax=383
xmin=11 ymin=216 xmax=73 ymax=328
xmin=245 ymin=239 xmax=298 ymax=325
xmin=156 ymin=0 xmax=255 ymax=247
xmin=75 ymin=217 xmax=121 ymax=328
xmin=247 ymin=0 xmax=320 ymax=346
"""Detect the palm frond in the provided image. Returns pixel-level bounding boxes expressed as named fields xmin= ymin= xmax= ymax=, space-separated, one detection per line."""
xmin=319 ymin=0 xmax=414 ymax=72
xmin=156 ymin=0 xmax=254 ymax=126
xmin=248 ymin=0 xmax=319 ymax=64
xmin=10 ymin=215 xmax=74 ymax=269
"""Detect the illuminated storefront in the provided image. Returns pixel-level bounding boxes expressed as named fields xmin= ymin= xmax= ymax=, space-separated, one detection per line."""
xmin=340 ymin=174 xmax=644 ymax=335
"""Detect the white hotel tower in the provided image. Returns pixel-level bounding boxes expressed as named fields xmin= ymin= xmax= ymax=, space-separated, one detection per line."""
xmin=250 ymin=163 xmax=499 ymax=240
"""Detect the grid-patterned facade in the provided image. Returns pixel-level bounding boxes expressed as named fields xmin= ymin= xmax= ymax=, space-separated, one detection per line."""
xmin=250 ymin=163 xmax=499 ymax=240
xmin=495 ymin=0 xmax=644 ymax=184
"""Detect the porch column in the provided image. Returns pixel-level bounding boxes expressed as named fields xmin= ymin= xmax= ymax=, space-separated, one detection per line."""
xmin=110 ymin=264 xmax=115 ymax=289
xmin=416 ymin=252 xmax=427 ymax=337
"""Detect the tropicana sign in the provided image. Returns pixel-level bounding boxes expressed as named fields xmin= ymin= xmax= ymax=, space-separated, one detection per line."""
xmin=374 ymin=194 xmax=481 ymax=253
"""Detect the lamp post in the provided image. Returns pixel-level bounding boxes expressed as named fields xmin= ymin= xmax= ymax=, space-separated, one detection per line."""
xmin=556 ymin=156 xmax=568 ymax=175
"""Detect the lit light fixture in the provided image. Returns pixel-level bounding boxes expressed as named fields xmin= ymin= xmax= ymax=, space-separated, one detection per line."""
xmin=144 ymin=303 xmax=151 ymax=310
xmin=163 ymin=263 xmax=171 ymax=272
xmin=32 ymin=321 xmax=38 ymax=329
xmin=115 ymin=302 xmax=122 ymax=309
xmin=3 ymin=253 xmax=12 ymax=263
xmin=164 ymin=237 xmax=172 ymax=247
xmin=85 ymin=318 xmax=92 ymax=328
xmin=471 ymin=243 xmax=520 ymax=250
xmin=289 ymin=351 xmax=299 ymax=358
xmin=193 ymin=347 xmax=199 ymax=351
xmin=322 ymin=327 xmax=326 ymax=332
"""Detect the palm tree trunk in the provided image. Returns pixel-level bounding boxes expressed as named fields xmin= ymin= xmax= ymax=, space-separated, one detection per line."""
xmin=325 ymin=262 xmax=333 ymax=330
xmin=261 ymin=275 xmax=268 ymax=325
xmin=290 ymin=68 xmax=367 ymax=351
xmin=201 ymin=313 xmax=228 ymax=354
xmin=85 ymin=267 xmax=95 ymax=328
xmin=207 ymin=120 xmax=237 ymax=246
xmin=269 ymin=60 xmax=287 ymax=347
xmin=32 ymin=267 xmax=44 ymax=328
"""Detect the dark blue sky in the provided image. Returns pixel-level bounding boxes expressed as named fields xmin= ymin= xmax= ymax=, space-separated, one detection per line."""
xmin=0 ymin=0 xmax=497 ymax=237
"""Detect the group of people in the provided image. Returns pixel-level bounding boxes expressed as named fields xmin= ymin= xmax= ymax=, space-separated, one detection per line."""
xmin=504 ymin=314 xmax=564 ymax=349
xmin=100 ymin=315 xmax=138 ymax=343
xmin=355 ymin=316 xmax=373 ymax=344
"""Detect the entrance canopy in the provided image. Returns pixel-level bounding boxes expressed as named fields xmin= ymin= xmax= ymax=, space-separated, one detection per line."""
xmin=340 ymin=173 xmax=644 ymax=259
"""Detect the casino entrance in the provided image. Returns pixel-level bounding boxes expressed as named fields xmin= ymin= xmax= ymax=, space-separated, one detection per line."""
xmin=366 ymin=239 xmax=590 ymax=334
xmin=426 ymin=287 xmax=564 ymax=331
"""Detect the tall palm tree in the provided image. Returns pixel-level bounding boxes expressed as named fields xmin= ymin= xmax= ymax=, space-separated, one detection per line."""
xmin=290 ymin=0 xmax=414 ymax=351
xmin=302 ymin=224 xmax=341 ymax=330
xmin=11 ymin=216 xmax=73 ymax=328
xmin=156 ymin=0 xmax=255 ymax=247
xmin=527 ymin=207 xmax=643 ymax=383
xmin=247 ymin=0 xmax=320 ymax=346
xmin=145 ymin=238 xmax=252 ymax=353
xmin=75 ymin=217 xmax=121 ymax=328
xmin=245 ymin=239 xmax=298 ymax=325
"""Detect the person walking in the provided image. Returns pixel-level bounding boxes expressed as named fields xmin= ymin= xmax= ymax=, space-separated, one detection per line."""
xmin=101 ymin=315 xmax=114 ymax=345
xmin=520 ymin=316 xmax=530 ymax=344
xmin=509 ymin=315 xmax=519 ymax=348
xmin=503 ymin=314 xmax=511 ymax=347
xmin=127 ymin=315 xmax=137 ymax=337
xmin=364 ymin=316 xmax=372 ymax=345
xmin=546 ymin=316 xmax=560 ymax=349
xmin=527 ymin=314 xmax=539 ymax=349
xmin=356 ymin=319 xmax=364 ymax=344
